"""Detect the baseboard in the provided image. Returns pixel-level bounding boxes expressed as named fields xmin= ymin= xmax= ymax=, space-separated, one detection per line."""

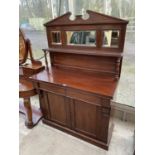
xmin=111 ymin=101 xmax=135 ymax=123
xmin=42 ymin=119 xmax=111 ymax=150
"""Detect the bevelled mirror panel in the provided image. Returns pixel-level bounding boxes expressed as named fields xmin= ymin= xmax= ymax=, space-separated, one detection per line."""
xmin=51 ymin=31 xmax=61 ymax=44
xmin=66 ymin=31 xmax=96 ymax=46
xmin=103 ymin=30 xmax=120 ymax=48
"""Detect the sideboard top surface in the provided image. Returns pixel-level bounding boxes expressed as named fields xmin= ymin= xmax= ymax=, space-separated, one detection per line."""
xmin=30 ymin=67 xmax=118 ymax=98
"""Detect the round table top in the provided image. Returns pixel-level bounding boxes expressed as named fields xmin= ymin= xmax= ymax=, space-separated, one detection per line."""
xmin=19 ymin=79 xmax=37 ymax=98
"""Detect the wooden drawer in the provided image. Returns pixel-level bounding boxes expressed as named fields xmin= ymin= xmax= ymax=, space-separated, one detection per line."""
xmin=39 ymin=82 xmax=65 ymax=95
xmin=67 ymin=87 xmax=102 ymax=106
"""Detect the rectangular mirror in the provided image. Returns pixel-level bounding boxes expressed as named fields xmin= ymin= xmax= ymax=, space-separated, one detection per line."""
xmin=51 ymin=31 xmax=61 ymax=44
xmin=66 ymin=31 xmax=96 ymax=46
xmin=103 ymin=30 xmax=120 ymax=48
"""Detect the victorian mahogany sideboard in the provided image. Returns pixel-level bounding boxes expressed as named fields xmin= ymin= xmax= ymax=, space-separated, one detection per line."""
xmin=30 ymin=10 xmax=128 ymax=150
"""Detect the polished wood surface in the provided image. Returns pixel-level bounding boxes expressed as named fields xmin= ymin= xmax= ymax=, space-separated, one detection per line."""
xmin=19 ymin=79 xmax=37 ymax=98
xmin=43 ymin=47 xmax=123 ymax=57
xmin=30 ymin=67 xmax=118 ymax=98
xmin=43 ymin=47 xmax=123 ymax=78
xmin=30 ymin=10 xmax=128 ymax=149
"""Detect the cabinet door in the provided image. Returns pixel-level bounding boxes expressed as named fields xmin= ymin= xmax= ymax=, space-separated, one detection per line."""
xmin=47 ymin=92 xmax=71 ymax=127
xmin=71 ymin=99 xmax=110 ymax=142
xmin=71 ymin=100 xmax=98 ymax=138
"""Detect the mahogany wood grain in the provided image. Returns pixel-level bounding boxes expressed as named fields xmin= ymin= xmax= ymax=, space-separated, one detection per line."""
xmin=43 ymin=47 xmax=124 ymax=56
xmin=30 ymin=67 xmax=118 ymax=98
xmin=30 ymin=67 xmax=114 ymax=146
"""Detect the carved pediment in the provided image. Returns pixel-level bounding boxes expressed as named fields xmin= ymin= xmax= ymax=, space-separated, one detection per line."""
xmin=44 ymin=10 xmax=128 ymax=27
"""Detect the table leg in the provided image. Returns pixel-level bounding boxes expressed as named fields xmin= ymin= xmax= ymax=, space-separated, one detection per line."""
xmin=23 ymin=98 xmax=34 ymax=128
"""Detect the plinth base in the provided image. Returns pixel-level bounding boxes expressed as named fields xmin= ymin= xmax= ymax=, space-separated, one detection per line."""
xmin=42 ymin=118 xmax=114 ymax=150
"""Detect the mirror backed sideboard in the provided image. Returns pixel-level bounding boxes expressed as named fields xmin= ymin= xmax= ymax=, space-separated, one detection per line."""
xmin=30 ymin=10 xmax=128 ymax=150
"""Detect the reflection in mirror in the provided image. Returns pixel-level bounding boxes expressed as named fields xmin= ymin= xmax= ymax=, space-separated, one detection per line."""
xmin=103 ymin=30 xmax=120 ymax=48
xmin=66 ymin=31 xmax=96 ymax=46
xmin=51 ymin=31 xmax=61 ymax=44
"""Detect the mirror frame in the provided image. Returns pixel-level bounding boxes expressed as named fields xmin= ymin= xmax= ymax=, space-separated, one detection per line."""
xmin=19 ymin=28 xmax=28 ymax=65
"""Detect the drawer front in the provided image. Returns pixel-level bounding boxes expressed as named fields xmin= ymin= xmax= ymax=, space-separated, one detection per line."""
xmin=39 ymin=83 xmax=110 ymax=107
xmin=39 ymin=82 xmax=65 ymax=95
xmin=67 ymin=88 xmax=102 ymax=106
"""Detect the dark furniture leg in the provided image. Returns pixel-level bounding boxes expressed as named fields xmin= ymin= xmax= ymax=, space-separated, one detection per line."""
xmin=19 ymin=99 xmax=43 ymax=128
xmin=23 ymin=98 xmax=33 ymax=128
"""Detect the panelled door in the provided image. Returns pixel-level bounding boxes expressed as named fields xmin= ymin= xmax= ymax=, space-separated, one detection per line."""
xmin=70 ymin=99 xmax=110 ymax=143
xmin=40 ymin=89 xmax=110 ymax=143
xmin=44 ymin=92 xmax=71 ymax=127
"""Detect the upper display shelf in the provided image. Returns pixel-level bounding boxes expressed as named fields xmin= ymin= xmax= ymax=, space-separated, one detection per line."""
xmin=44 ymin=10 xmax=128 ymax=53
xmin=43 ymin=47 xmax=123 ymax=57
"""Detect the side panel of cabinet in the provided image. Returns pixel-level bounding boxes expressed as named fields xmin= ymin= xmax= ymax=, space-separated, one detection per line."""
xmin=96 ymin=106 xmax=110 ymax=143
